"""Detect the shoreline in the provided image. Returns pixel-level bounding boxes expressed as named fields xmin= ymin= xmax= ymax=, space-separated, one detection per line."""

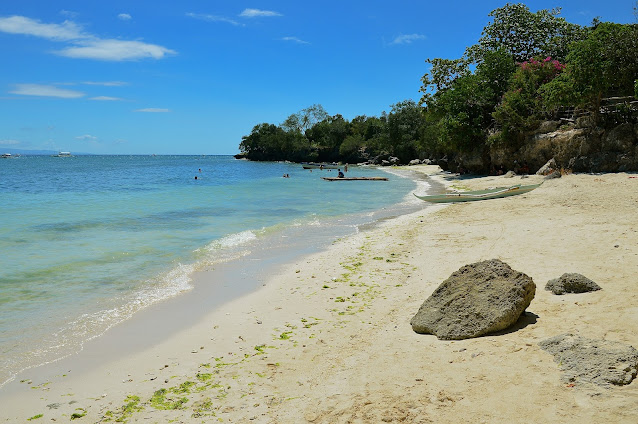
xmin=3 ymin=167 xmax=638 ymax=423
xmin=0 ymin=164 xmax=428 ymax=392
xmin=0 ymin=167 xmax=434 ymax=397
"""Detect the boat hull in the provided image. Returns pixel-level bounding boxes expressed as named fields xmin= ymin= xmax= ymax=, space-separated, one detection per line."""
xmin=321 ymin=177 xmax=388 ymax=181
xmin=414 ymin=183 xmax=542 ymax=203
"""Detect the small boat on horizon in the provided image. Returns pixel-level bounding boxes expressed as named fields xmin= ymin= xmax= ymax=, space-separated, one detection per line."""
xmin=52 ymin=151 xmax=73 ymax=157
xmin=414 ymin=183 xmax=542 ymax=203
xmin=1 ymin=153 xmax=12 ymax=158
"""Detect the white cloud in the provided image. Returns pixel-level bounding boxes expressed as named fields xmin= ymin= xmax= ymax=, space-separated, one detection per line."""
xmin=0 ymin=15 xmax=175 ymax=61
xmin=56 ymin=39 xmax=176 ymax=61
xmin=282 ymin=36 xmax=309 ymax=45
xmin=390 ymin=34 xmax=426 ymax=45
xmin=118 ymin=13 xmax=132 ymax=21
xmin=186 ymin=12 xmax=242 ymax=26
xmin=76 ymin=134 xmax=97 ymax=141
xmin=0 ymin=15 xmax=85 ymax=41
xmin=60 ymin=10 xmax=79 ymax=19
xmin=10 ymin=83 xmax=85 ymax=98
xmin=90 ymin=96 xmax=124 ymax=101
xmin=239 ymin=9 xmax=282 ymax=18
xmin=82 ymin=81 xmax=128 ymax=87
xmin=0 ymin=139 xmax=20 ymax=145
xmin=135 ymin=108 xmax=170 ymax=113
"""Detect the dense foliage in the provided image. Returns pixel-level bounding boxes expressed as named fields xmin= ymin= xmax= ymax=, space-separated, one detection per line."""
xmin=238 ymin=3 xmax=638 ymax=170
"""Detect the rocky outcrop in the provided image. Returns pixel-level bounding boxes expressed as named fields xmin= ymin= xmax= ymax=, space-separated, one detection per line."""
xmin=488 ymin=122 xmax=638 ymax=174
xmin=410 ymin=259 xmax=536 ymax=340
xmin=545 ymin=273 xmax=602 ymax=295
xmin=539 ymin=333 xmax=638 ymax=387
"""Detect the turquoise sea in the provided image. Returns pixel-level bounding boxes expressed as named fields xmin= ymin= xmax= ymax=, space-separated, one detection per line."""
xmin=0 ymin=155 xmax=429 ymax=386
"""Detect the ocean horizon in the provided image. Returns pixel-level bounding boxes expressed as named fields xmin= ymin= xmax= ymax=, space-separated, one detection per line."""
xmin=0 ymin=155 xmax=430 ymax=387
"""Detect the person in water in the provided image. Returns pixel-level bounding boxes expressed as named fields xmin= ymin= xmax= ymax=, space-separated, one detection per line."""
xmin=337 ymin=169 xmax=345 ymax=178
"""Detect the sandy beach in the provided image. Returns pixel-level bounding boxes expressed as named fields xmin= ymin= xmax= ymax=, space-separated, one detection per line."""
xmin=2 ymin=166 xmax=638 ymax=423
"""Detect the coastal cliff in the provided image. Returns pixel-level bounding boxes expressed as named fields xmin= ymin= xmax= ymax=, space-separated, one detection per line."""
xmin=440 ymin=120 xmax=638 ymax=174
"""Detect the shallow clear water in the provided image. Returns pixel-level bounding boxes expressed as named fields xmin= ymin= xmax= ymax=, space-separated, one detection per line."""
xmin=0 ymin=155 xmax=426 ymax=385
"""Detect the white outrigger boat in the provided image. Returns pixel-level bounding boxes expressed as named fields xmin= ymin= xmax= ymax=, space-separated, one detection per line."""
xmin=414 ymin=183 xmax=542 ymax=203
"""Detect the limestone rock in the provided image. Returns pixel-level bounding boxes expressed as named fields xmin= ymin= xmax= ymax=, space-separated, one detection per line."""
xmin=409 ymin=159 xmax=421 ymax=166
xmin=410 ymin=259 xmax=535 ymax=340
xmin=536 ymin=158 xmax=558 ymax=176
xmin=538 ymin=120 xmax=560 ymax=133
xmin=504 ymin=170 xmax=516 ymax=178
xmin=544 ymin=170 xmax=562 ymax=180
xmin=539 ymin=333 xmax=638 ymax=387
xmin=545 ymin=273 xmax=602 ymax=295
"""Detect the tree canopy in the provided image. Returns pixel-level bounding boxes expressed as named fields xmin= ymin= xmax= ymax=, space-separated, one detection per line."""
xmin=238 ymin=3 xmax=638 ymax=172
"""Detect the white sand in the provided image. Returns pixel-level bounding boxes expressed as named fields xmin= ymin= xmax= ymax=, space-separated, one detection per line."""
xmin=2 ymin=167 xmax=638 ymax=423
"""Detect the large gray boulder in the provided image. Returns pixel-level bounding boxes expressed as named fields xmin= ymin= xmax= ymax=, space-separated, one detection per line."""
xmin=539 ymin=334 xmax=638 ymax=387
xmin=545 ymin=273 xmax=602 ymax=295
xmin=410 ymin=259 xmax=536 ymax=340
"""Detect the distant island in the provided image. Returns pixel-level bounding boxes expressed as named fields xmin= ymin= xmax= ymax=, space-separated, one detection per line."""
xmin=237 ymin=3 xmax=638 ymax=174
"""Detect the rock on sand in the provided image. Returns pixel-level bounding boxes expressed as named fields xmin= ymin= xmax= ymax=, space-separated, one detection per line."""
xmin=410 ymin=259 xmax=535 ymax=340
xmin=539 ymin=333 xmax=638 ymax=387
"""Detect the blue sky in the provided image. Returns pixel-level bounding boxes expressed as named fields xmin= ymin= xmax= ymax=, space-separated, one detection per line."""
xmin=0 ymin=1 xmax=634 ymax=154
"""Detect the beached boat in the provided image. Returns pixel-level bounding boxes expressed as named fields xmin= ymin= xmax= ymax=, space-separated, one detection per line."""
xmin=414 ymin=183 xmax=542 ymax=203
xmin=321 ymin=177 xmax=388 ymax=181
xmin=302 ymin=162 xmax=341 ymax=169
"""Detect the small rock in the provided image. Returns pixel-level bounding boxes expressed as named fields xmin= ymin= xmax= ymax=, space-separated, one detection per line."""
xmin=544 ymin=170 xmax=562 ymax=180
xmin=545 ymin=273 xmax=602 ymax=295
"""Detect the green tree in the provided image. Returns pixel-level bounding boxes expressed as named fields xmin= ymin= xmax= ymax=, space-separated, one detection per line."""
xmin=466 ymin=3 xmax=585 ymax=64
xmin=493 ymin=56 xmax=567 ymax=146
xmin=281 ymin=104 xmax=329 ymax=134
xmin=305 ymin=114 xmax=351 ymax=161
xmin=425 ymin=50 xmax=515 ymax=154
xmin=386 ymin=100 xmax=424 ymax=162
xmin=543 ymin=23 xmax=638 ymax=116
xmin=420 ymin=58 xmax=471 ymax=105
xmin=239 ymin=123 xmax=310 ymax=161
